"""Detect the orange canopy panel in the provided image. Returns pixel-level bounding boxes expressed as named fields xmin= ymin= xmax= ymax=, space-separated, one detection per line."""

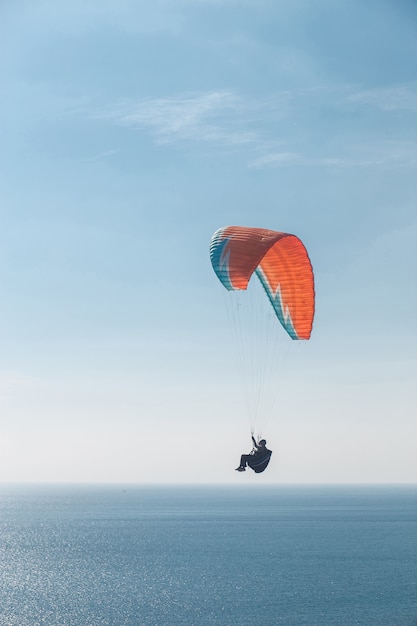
xmin=210 ymin=226 xmax=315 ymax=340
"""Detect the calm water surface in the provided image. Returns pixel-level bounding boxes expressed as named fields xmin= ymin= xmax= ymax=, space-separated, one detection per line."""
xmin=0 ymin=484 xmax=416 ymax=625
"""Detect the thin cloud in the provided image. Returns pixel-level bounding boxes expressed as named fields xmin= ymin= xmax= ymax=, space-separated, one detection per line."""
xmin=80 ymin=149 xmax=119 ymax=163
xmin=250 ymin=141 xmax=417 ymax=170
xmin=94 ymin=84 xmax=417 ymax=168
xmin=347 ymin=83 xmax=417 ymax=112
xmin=248 ymin=152 xmax=300 ymax=168
xmin=0 ymin=372 xmax=34 ymax=398
xmin=98 ymin=90 xmax=261 ymax=147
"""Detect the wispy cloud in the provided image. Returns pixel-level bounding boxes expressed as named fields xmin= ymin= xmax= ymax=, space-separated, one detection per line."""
xmin=249 ymin=141 xmax=417 ymax=170
xmin=100 ymin=90 xmax=260 ymax=147
xmin=347 ymin=83 xmax=417 ymax=112
xmin=80 ymin=149 xmax=119 ymax=163
xmin=0 ymin=372 xmax=34 ymax=398
xmin=94 ymin=84 xmax=417 ymax=169
xmin=248 ymin=152 xmax=299 ymax=168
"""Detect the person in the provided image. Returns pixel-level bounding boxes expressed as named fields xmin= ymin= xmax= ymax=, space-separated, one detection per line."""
xmin=235 ymin=435 xmax=272 ymax=473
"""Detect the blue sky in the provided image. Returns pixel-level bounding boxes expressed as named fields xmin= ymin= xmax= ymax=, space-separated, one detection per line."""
xmin=1 ymin=0 xmax=416 ymax=483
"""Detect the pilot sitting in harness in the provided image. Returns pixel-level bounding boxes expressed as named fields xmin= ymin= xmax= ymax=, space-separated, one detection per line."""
xmin=235 ymin=435 xmax=272 ymax=474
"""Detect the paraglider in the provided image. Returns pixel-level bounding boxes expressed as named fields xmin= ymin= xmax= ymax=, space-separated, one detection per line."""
xmin=209 ymin=225 xmax=315 ymax=474
xmin=235 ymin=435 xmax=272 ymax=473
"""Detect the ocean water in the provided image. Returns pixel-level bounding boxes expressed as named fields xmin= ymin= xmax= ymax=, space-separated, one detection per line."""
xmin=0 ymin=485 xmax=415 ymax=626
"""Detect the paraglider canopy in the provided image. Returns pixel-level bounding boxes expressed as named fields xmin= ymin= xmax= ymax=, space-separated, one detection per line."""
xmin=210 ymin=226 xmax=315 ymax=340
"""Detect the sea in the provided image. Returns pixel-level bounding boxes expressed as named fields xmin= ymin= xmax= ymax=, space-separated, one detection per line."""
xmin=0 ymin=484 xmax=415 ymax=626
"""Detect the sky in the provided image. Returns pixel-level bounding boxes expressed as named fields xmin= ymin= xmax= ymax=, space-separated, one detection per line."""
xmin=0 ymin=0 xmax=416 ymax=484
